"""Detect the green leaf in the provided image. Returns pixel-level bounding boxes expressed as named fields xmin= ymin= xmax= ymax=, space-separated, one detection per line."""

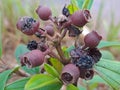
xmin=49 ymin=58 xmax=63 ymax=74
xmin=70 ymin=0 xmax=79 ymax=7
xmin=0 ymin=67 xmax=19 ymax=90
xmin=14 ymin=44 xmax=40 ymax=75
xmin=25 ymin=74 xmax=62 ymax=90
xmin=14 ymin=44 xmax=29 ymax=64
xmin=44 ymin=64 xmax=59 ymax=78
xmin=94 ymin=59 xmax=120 ymax=89
xmin=95 ymin=66 xmax=120 ymax=90
xmin=82 ymin=0 xmax=94 ymax=9
xmin=0 ymin=12 xmax=2 ymax=57
xmin=100 ymin=50 xmax=115 ymax=60
xmin=96 ymin=59 xmax=120 ymax=74
xmin=77 ymin=0 xmax=84 ymax=9
xmin=87 ymin=0 xmax=94 ymax=9
xmin=67 ymin=3 xmax=79 ymax=14
xmin=88 ymin=75 xmax=107 ymax=89
xmin=21 ymin=66 xmax=40 ymax=75
xmin=5 ymin=77 xmax=30 ymax=90
xmin=67 ymin=84 xmax=79 ymax=90
xmin=88 ymin=75 xmax=107 ymax=84
xmin=98 ymin=41 xmax=120 ymax=48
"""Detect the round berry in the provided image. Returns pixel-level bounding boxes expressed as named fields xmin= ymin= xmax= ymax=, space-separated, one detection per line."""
xmin=36 ymin=6 xmax=52 ymax=20
xmin=84 ymin=31 xmax=102 ymax=48
xmin=22 ymin=50 xmax=45 ymax=68
xmin=75 ymin=55 xmax=94 ymax=69
xmin=16 ymin=16 xmax=39 ymax=35
xmin=27 ymin=40 xmax=38 ymax=50
xmin=61 ymin=64 xmax=80 ymax=84
xmin=87 ymin=48 xmax=102 ymax=63
xmin=70 ymin=10 xmax=91 ymax=27
xmin=43 ymin=25 xmax=54 ymax=36
xmin=84 ymin=69 xmax=94 ymax=80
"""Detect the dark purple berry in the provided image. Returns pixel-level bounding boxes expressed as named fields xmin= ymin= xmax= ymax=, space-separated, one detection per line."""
xmin=27 ymin=40 xmax=38 ymax=50
xmin=67 ymin=25 xmax=82 ymax=37
xmin=16 ymin=16 xmax=39 ymax=35
xmin=62 ymin=5 xmax=70 ymax=17
xmin=84 ymin=69 xmax=94 ymax=80
xmin=84 ymin=31 xmax=102 ymax=49
xmin=36 ymin=6 xmax=52 ymax=20
xmin=70 ymin=47 xmax=95 ymax=69
xmin=61 ymin=64 xmax=80 ymax=84
xmin=87 ymin=48 xmax=102 ymax=63
xmin=20 ymin=50 xmax=45 ymax=68
xmin=70 ymin=10 xmax=91 ymax=27
xmin=75 ymin=55 xmax=94 ymax=69
xmin=79 ymin=69 xmax=94 ymax=80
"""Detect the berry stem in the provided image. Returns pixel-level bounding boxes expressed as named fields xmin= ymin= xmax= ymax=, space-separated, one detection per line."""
xmin=54 ymin=42 xmax=69 ymax=65
xmin=48 ymin=51 xmax=60 ymax=60
xmin=37 ymin=28 xmax=53 ymax=41
xmin=58 ymin=28 xmax=67 ymax=43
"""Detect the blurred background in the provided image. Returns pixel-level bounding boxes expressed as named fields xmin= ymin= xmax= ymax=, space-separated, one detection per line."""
xmin=0 ymin=0 xmax=120 ymax=89
xmin=0 ymin=0 xmax=120 ymax=60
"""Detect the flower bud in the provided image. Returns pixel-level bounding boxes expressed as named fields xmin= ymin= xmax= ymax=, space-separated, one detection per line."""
xmin=61 ymin=64 xmax=80 ymax=85
xmin=16 ymin=16 xmax=39 ymax=35
xmin=36 ymin=6 xmax=52 ymax=20
xmin=84 ymin=31 xmax=102 ymax=48
xmin=21 ymin=50 xmax=46 ymax=68
xmin=70 ymin=10 xmax=91 ymax=27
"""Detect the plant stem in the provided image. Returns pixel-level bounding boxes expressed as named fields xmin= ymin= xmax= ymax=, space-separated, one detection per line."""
xmin=54 ymin=42 xmax=69 ymax=65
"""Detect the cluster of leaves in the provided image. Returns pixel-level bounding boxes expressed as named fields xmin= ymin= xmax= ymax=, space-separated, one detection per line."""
xmin=1 ymin=0 xmax=120 ymax=90
xmin=1 ymin=41 xmax=120 ymax=90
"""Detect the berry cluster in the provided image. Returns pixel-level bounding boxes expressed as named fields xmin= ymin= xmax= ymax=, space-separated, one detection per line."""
xmin=16 ymin=4 xmax=102 ymax=85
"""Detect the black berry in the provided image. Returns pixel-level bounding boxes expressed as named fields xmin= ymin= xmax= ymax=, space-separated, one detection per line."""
xmin=67 ymin=25 xmax=82 ymax=37
xmin=27 ymin=40 xmax=38 ymax=50
xmin=62 ymin=5 xmax=70 ymax=17
xmin=75 ymin=55 xmax=94 ymax=69
xmin=87 ymin=48 xmax=102 ymax=63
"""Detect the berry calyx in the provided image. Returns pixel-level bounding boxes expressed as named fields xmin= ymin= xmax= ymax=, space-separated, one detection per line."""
xmin=36 ymin=6 xmax=52 ymax=20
